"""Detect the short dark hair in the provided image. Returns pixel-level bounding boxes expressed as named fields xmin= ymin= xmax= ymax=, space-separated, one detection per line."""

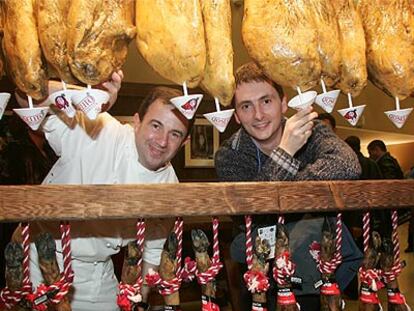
xmin=318 ymin=113 xmax=336 ymax=129
xmin=368 ymin=140 xmax=387 ymax=152
xmin=345 ymin=136 xmax=361 ymax=153
xmin=138 ymin=86 xmax=195 ymax=137
xmin=232 ymin=62 xmax=284 ymax=107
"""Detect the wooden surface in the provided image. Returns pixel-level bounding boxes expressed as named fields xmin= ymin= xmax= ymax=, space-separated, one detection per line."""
xmin=0 ymin=180 xmax=413 ymax=222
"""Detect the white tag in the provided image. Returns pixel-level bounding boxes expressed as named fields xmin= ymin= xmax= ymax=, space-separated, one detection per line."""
xmin=314 ymin=279 xmax=323 ymax=289
xmin=258 ymin=225 xmax=276 ymax=259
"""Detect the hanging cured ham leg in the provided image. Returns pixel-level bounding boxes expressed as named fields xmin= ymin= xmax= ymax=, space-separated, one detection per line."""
xmin=333 ymin=0 xmax=367 ymax=97
xmin=121 ymin=241 xmax=141 ymax=288
xmin=357 ymin=0 xmax=414 ymax=99
xmin=118 ymin=241 xmax=142 ymax=310
xmin=380 ymin=211 xmax=410 ymax=311
xmin=274 ymin=224 xmax=299 ymax=311
xmin=380 ymin=238 xmax=409 ymax=311
xmin=199 ymin=0 xmax=235 ymax=106
xmin=36 ymin=0 xmax=77 ymax=83
xmin=2 ymin=243 xmax=29 ymax=311
xmin=136 ymin=0 xmax=206 ymax=88
xmin=319 ymin=218 xmax=342 ymax=311
xmin=191 ymin=229 xmax=220 ymax=311
xmin=251 ymin=237 xmax=270 ymax=311
xmin=2 ymin=0 xmax=48 ymax=100
xmin=307 ymin=0 xmax=341 ymax=87
xmin=159 ymin=233 xmax=181 ymax=310
xmin=242 ymin=0 xmax=321 ymax=91
xmin=67 ymin=0 xmax=135 ymax=85
xmin=35 ymin=233 xmax=71 ymax=311
xmin=192 ymin=230 xmax=215 ymax=298
xmin=358 ymin=231 xmax=383 ymax=311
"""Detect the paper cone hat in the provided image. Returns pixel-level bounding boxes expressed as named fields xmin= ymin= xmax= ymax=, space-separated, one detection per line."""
xmin=72 ymin=89 xmax=109 ymax=120
xmin=288 ymin=91 xmax=317 ymax=111
xmin=384 ymin=108 xmax=413 ymax=129
xmin=0 ymin=93 xmax=11 ymax=120
xmin=315 ymin=90 xmax=340 ymax=113
xmin=337 ymin=105 xmax=366 ymax=126
xmin=13 ymin=107 xmax=49 ymax=130
xmin=204 ymin=109 xmax=235 ymax=133
xmin=170 ymin=94 xmax=203 ymax=119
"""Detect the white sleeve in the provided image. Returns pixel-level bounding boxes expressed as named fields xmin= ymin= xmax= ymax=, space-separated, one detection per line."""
xmin=42 ymin=114 xmax=73 ymax=156
xmin=42 ymin=112 xmax=120 ymax=159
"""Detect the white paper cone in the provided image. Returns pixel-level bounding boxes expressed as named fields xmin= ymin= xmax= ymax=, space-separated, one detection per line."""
xmin=315 ymin=89 xmax=340 ymax=113
xmin=384 ymin=108 xmax=413 ymax=129
xmin=49 ymin=90 xmax=76 ymax=118
xmin=288 ymin=91 xmax=317 ymax=111
xmin=0 ymin=93 xmax=11 ymax=120
xmin=72 ymin=89 xmax=109 ymax=120
xmin=203 ymin=109 xmax=234 ymax=133
xmin=170 ymin=94 xmax=203 ymax=119
xmin=13 ymin=107 xmax=49 ymax=130
xmin=337 ymin=105 xmax=366 ymax=126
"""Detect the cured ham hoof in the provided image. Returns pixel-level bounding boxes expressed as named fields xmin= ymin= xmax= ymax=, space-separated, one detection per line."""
xmin=276 ymin=223 xmax=289 ymax=251
xmin=35 ymin=232 xmax=56 ymax=261
xmin=254 ymin=236 xmax=270 ymax=264
xmin=4 ymin=242 xmax=24 ymax=269
xmin=191 ymin=229 xmax=210 ymax=253
xmin=164 ymin=232 xmax=178 ymax=262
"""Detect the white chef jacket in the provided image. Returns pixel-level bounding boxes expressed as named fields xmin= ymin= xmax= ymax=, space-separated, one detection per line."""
xmin=30 ymin=112 xmax=178 ymax=310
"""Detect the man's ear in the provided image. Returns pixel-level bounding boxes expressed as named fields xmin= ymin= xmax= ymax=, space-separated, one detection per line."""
xmin=181 ymin=135 xmax=191 ymax=147
xmin=234 ymin=111 xmax=241 ymax=125
xmin=281 ymin=95 xmax=288 ymax=114
xmin=133 ymin=113 xmax=141 ymax=131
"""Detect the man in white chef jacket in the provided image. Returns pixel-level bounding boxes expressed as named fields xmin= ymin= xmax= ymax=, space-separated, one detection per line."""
xmin=15 ymin=70 xmax=194 ymax=311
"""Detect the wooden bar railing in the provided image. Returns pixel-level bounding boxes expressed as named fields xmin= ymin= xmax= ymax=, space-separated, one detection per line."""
xmin=1 ymin=180 xmax=413 ymax=222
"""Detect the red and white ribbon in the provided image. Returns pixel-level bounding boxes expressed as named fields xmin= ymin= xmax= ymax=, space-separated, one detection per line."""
xmin=309 ymin=214 xmax=343 ymax=275
xmin=273 ymin=251 xmax=296 ymax=287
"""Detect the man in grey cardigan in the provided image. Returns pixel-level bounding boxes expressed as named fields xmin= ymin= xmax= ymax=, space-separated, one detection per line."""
xmin=215 ymin=62 xmax=362 ymax=311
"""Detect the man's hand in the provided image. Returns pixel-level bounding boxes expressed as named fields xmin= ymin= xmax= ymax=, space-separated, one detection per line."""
xmin=278 ymin=106 xmax=318 ymax=156
xmin=100 ymin=69 xmax=124 ymax=112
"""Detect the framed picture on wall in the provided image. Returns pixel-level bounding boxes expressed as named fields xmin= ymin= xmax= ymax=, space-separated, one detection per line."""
xmin=185 ymin=117 xmax=219 ymax=168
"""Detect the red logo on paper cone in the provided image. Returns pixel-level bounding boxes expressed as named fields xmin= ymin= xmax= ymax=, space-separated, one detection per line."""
xmin=181 ymin=98 xmax=198 ymax=111
xmin=322 ymin=97 xmax=335 ymax=108
xmin=78 ymin=94 xmax=96 ymax=113
xmin=344 ymin=109 xmax=357 ymax=121
xmin=388 ymin=114 xmax=406 ymax=123
xmin=22 ymin=111 xmax=46 ymax=124
xmin=210 ymin=116 xmax=229 ymax=126
xmin=55 ymin=95 xmax=69 ymax=110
